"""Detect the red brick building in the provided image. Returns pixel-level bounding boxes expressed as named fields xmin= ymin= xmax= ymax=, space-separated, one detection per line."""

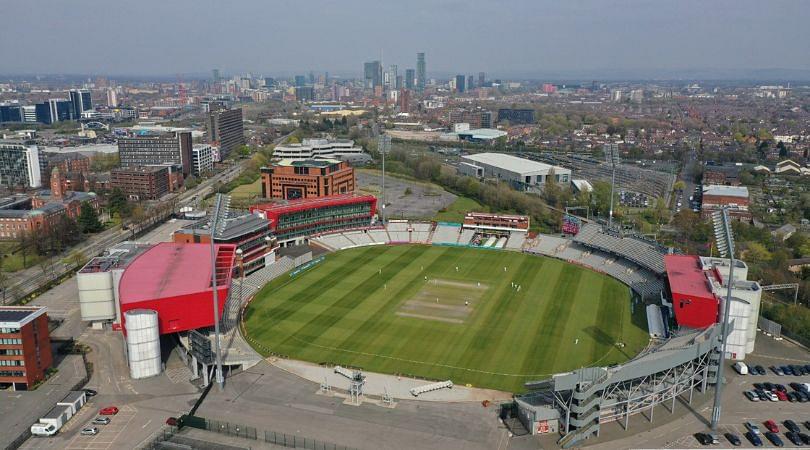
xmin=0 ymin=306 xmax=53 ymax=390
xmin=700 ymin=185 xmax=751 ymax=221
xmin=260 ymin=159 xmax=355 ymax=201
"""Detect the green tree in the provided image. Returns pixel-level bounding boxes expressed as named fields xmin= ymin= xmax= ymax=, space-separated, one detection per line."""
xmin=745 ymin=241 xmax=772 ymax=262
xmin=108 ymin=188 xmax=131 ymax=218
xmin=77 ymin=202 xmax=103 ymax=233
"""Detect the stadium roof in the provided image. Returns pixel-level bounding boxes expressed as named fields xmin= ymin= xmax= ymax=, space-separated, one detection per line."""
xmin=119 ymin=243 xmax=233 ymax=305
xmin=664 ymin=255 xmax=715 ymax=300
xmin=455 ymin=129 xmax=508 ymax=140
xmin=462 ymin=152 xmax=567 ymax=175
xmin=702 ymin=185 xmax=749 ymax=198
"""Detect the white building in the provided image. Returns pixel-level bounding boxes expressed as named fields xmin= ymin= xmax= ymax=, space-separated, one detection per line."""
xmin=191 ymin=145 xmax=214 ymax=176
xmin=271 ymin=138 xmax=366 ymax=161
xmin=459 ymin=152 xmax=571 ymax=188
xmin=0 ymin=140 xmax=41 ymax=188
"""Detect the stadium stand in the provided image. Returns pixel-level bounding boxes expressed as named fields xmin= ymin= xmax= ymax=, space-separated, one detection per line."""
xmin=457 ymin=229 xmax=475 ymax=245
xmin=432 ymin=223 xmax=462 ymax=244
xmin=573 ymin=224 xmax=668 ymax=275
xmin=505 ymin=232 xmax=526 ymax=250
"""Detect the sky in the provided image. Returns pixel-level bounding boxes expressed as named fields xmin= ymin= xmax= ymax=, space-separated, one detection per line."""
xmin=1 ymin=0 xmax=809 ymax=78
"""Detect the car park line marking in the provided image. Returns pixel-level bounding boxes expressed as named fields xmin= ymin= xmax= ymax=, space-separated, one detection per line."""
xmin=141 ymin=419 xmax=152 ymax=429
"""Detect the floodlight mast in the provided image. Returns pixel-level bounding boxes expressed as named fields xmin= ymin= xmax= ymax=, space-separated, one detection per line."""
xmin=210 ymin=194 xmax=226 ymax=390
xmin=710 ymin=208 xmax=735 ymax=432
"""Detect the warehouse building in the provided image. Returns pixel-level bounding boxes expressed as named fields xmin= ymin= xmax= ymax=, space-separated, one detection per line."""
xmin=459 ymin=152 xmax=571 ymax=189
xmin=700 ymin=185 xmax=750 ymax=221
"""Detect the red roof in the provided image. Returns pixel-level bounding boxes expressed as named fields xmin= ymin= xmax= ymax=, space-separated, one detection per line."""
xmin=251 ymin=194 xmax=376 ymax=216
xmin=119 ymin=243 xmax=234 ymax=305
xmin=664 ymin=255 xmax=715 ymax=300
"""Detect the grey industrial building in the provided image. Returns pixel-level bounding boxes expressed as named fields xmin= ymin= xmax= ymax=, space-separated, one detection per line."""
xmin=205 ymin=107 xmax=244 ymax=160
xmin=117 ymin=131 xmax=193 ymax=176
xmin=459 ymin=152 xmax=571 ymax=188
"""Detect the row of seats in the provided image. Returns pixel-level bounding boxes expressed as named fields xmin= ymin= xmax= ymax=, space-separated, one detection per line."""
xmin=220 ymin=257 xmax=295 ymax=332
xmin=573 ymin=224 xmax=667 ymax=275
xmin=432 ymin=224 xmax=462 ymax=244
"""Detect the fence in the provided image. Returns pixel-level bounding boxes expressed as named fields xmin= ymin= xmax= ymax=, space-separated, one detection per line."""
xmin=187 ymin=416 xmax=356 ymax=450
xmin=758 ymin=316 xmax=782 ymax=338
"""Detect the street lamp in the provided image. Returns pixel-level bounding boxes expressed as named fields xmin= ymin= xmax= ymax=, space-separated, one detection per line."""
xmin=709 ymin=208 xmax=736 ymax=432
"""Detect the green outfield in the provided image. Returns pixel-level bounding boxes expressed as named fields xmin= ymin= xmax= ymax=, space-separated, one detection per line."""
xmin=244 ymin=245 xmax=649 ymax=392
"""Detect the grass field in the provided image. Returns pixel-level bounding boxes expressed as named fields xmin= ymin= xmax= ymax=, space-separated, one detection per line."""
xmin=433 ymin=196 xmax=485 ymax=223
xmin=244 ymin=245 xmax=649 ymax=392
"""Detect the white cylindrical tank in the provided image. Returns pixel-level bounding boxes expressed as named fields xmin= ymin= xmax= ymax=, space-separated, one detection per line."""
xmin=125 ymin=309 xmax=162 ymax=379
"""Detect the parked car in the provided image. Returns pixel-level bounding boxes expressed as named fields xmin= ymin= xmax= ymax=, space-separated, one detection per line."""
xmin=785 ymin=420 xmax=800 ymax=433
xmin=746 ymin=421 xmax=761 ymax=435
xmin=754 ymin=365 xmax=766 ymax=375
xmin=771 ymin=366 xmax=784 ymax=376
xmin=754 ymin=382 xmax=765 ymax=390
xmin=787 ymin=392 xmax=798 ymax=402
xmin=80 ymin=427 xmax=98 ymax=436
xmin=780 ymin=365 xmax=793 ymax=376
xmin=83 ymin=389 xmax=98 ymax=397
xmin=744 ymin=390 xmax=759 ymax=401
xmin=805 ymin=420 xmax=810 ymax=431
xmin=92 ymin=417 xmax=110 ymax=425
xmin=776 ymin=390 xmax=788 ymax=401
xmin=746 ymin=431 xmax=763 ymax=447
xmin=797 ymin=432 xmax=810 ymax=445
xmin=764 ymin=382 xmax=774 ymax=391
xmin=166 ymin=417 xmax=178 ymax=426
xmin=764 ymin=420 xmax=779 ymax=433
xmin=764 ymin=431 xmax=784 ymax=447
xmin=774 ymin=383 xmax=787 ymax=392
xmin=786 ymin=432 xmax=803 ymax=446
xmin=733 ymin=361 xmax=748 ymax=375
xmin=763 ymin=391 xmax=779 ymax=402
xmin=725 ymin=432 xmax=741 ymax=446
xmin=99 ymin=406 xmax=119 ymax=415
xmin=695 ymin=433 xmax=713 ymax=445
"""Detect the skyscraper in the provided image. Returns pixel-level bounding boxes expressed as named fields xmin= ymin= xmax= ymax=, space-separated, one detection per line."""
xmin=206 ymin=107 xmax=245 ymax=161
xmin=479 ymin=72 xmax=486 ymax=87
xmin=386 ymin=65 xmax=398 ymax=91
xmin=212 ymin=69 xmax=221 ymax=82
xmin=405 ymin=69 xmax=415 ymax=89
xmin=106 ymin=88 xmax=118 ymax=107
xmin=467 ymin=75 xmax=475 ymax=91
xmin=416 ymin=53 xmax=426 ymax=92
xmin=363 ymin=61 xmax=382 ymax=89
xmin=69 ymin=89 xmax=92 ymax=117
xmin=455 ymin=75 xmax=466 ymax=93
xmin=294 ymin=75 xmax=307 ymax=87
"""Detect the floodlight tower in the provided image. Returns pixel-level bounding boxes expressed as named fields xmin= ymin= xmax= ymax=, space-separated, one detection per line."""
xmin=377 ymin=133 xmax=392 ymax=223
xmin=209 ymin=193 xmax=227 ymax=390
xmin=709 ymin=207 xmax=736 ymax=432
xmin=605 ymin=143 xmax=620 ymax=228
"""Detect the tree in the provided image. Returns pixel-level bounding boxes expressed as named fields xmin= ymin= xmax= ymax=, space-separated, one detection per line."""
xmin=77 ymin=202 xmax=103 ymax=233
xmin=108 ymin=188 xmax=131 ymax=218
xmin=745 ymin=242 xmax=772 ymax=262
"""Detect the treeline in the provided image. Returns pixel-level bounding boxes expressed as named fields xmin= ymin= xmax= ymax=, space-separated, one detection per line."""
xmin=762 ymin=302 xmax=810 ymax=348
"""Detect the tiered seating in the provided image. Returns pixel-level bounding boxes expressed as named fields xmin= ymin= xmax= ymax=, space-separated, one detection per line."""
xmin=343 ymin=230 xmax=375 ymax=246
xmin=523 ymin=235 xmax=568 ymax=256
xmin=313 ymin=233 xmax=356 ymax=250
xmin=457 ymin=229 xmax=475 ymax=245
xmin=221 ymin=257 xmax=295 ymax=331
xmin=505 ymin=232 xmax=526 ymax=250
xmin=367 ymin=228 xmax=391 ymax=243
xmin=573 ymin=224 xmax=667 ymax=275
xmin=432 ymin=223 xmax=462 ymax=244
xmin=409 ymin=222 xmax=434 ymax=243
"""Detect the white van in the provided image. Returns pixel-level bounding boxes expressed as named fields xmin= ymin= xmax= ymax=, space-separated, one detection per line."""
xmin=733 ymin=361 xmax=748 ymax=375
xmin=30 ymin=422 xmax=58 ymax=436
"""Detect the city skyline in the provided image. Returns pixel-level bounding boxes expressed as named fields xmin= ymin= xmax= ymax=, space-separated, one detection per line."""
xmin=1 ymin=0 xmax=809 ymax=79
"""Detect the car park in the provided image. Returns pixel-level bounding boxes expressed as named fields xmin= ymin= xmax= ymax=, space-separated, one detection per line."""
xmin=80 ymin=427 xmax=98 ymax=436
xmin=764 ymin=420 xmax=779 ymax=433
xmin=764 ymin=431 xmax=784 ymax=447
xmin=725 ymin=432 xmax=741 ymax=446
xmin=92 ymin=417 xmax=110 ymax=425
xmin=746 ymin=431 xmax=763 ymax=446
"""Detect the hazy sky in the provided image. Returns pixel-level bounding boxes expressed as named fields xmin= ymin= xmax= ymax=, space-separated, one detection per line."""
xmin=2 ymin=0 xmax=809 ymax=77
